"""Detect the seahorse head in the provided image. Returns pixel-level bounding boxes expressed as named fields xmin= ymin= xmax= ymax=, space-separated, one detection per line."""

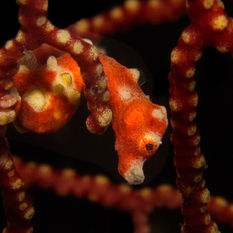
xmin=114 ymin=100 xmax=167 ymax=184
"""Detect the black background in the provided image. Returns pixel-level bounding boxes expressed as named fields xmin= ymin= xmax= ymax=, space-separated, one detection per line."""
xmin=0 ymin=0 xmax=233 ymax=233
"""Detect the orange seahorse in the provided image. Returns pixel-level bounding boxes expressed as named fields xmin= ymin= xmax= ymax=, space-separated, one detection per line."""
xmin=13 ymin=44 xmax=168 ymax=185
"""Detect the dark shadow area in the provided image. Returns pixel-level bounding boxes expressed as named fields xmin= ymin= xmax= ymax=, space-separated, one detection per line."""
xmin=196 ymin=48 xmax=233 ymax=201
xmin=0 ymin=1 xmax=19 ymax=47
xmin=30 ymin=188 xmax=133 ymax=233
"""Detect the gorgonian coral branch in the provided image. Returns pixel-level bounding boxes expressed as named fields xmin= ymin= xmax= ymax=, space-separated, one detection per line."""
xmin=68 ymin=0 xmax=186 ymax=41
xmin=0 ymin=0 xmax=112 ymax=134
xmin=13 ymin=156 xmax=233 ymax=232
xmin=0 ymin=127 xmax=34 ymax=233
xmin=169 ymin=0 xmax=233 ymax=233
xmin=13 ymin=156 xmax=183 ymax=233
xmin=16 ymin=0 xmax=112 ymax=134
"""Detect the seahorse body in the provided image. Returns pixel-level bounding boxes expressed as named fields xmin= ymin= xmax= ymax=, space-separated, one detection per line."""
xmin=13 ymin=46 xmax=167 ymax=184
xmin=100 ymin=54 xmax=167 ymax=184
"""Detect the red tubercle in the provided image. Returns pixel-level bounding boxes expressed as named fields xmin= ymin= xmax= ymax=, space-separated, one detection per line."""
xmin=56 ymin=53 xmax=85 ymax=92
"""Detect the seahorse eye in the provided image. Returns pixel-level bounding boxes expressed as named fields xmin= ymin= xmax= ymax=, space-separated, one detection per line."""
xmin=138 ymin=132 xmax=161 ymax=157
xmin=145 ymin=143 xmax=153 ymax=151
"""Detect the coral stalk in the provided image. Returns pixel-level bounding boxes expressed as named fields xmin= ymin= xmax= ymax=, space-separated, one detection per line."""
xmin=68 ymin=0 xmax=186 ymax=41
xmin=0 ymin=127 xmax=34 ymax=233
xmin=13 ymin=156 xmax=233 ymax=232
xmin=169 ymin=0 xmax=233 ymax=232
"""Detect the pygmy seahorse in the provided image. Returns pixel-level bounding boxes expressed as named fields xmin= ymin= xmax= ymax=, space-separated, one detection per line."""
xmin=13 ymin=44 xmax=168 ymax=184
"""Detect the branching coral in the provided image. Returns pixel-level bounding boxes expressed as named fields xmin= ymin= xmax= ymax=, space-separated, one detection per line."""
xmin=12 ymin=156 xmax=233 ymax=233
xmin=0 ymin=0 xmax=233 ymax=233
xmin=169 ymin=1 xmax=233 ymax=232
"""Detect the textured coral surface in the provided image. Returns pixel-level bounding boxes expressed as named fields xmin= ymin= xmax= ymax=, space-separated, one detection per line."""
xmin=0 ymin=0 xmax=233 ymax=233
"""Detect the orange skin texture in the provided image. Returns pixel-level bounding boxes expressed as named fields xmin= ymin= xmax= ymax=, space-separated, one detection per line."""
xmin=99 ymin=54 xmax=167 ymax=183
xmin=14 ymin=53 xmax=84 ymax=133
xmin=14 ymin=50 xmax=167 ymax=183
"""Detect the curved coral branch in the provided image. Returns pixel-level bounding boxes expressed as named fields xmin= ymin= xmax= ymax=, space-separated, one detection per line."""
xmin=208 ymin=197 xmax=233 ymax=227
xmin=0 ymin=40 xmax=23 ymax=126
xmin=169 ymin=0 xmax=233 ymax=233
xmin=0 ymin=128 xmax=34 ymax=233
xmin=68 ymin=0 xmax=186 ymax=41
xmin=13 ymin=156 xmax=233 ymax=231
xmin=15 ymin=0 xmax=111 ymax=134
xmin=13 ymin=156 xmax=182 ymax=233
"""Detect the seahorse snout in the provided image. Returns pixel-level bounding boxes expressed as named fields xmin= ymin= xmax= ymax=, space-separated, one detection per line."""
xmin=121 ymin=159 xmax=145 ymax=185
